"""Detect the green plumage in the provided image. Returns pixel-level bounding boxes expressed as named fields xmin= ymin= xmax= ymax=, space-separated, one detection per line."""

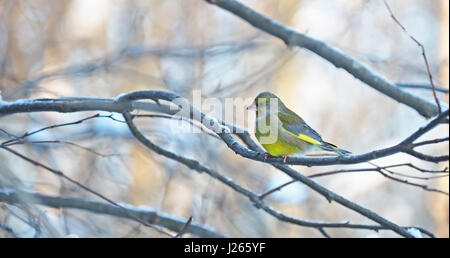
xmin=250 ymin=92 xmax=350 ymax=157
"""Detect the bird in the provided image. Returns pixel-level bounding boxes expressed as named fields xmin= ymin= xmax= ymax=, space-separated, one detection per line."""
xmin=247 ymin=92 xmax=350 ymax=162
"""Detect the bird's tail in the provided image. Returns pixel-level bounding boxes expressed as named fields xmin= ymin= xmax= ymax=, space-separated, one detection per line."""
xmin=319 ymin=141 xmax=351 ymax=156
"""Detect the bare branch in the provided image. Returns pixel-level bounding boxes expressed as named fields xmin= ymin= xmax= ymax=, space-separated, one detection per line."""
xmin=2 ymin=90 xmax=446 ymax=237
xmin=317 ymin=227 xmax=331 ymax=238
xmin=377 ymin=169 xmax=448 ymax=196
xmin=0 ymin=190 xmax=224 ymax=238
xmin=413 ymin=137 xmax=449 ymax=147
xmin=0 ymin=223 xmax=18 ymax=238
xmin=14 ymin=40 xmax=264 ymax=95
xmin=122 ymin=111 xmax=419 ymax=236
xmin=396 ymin=82 xmax=449 ymax=94
xmin=259 ymin=179 xmax=297 ymax=200
xmin=384 ymin=0 xmax=442 ymax=113
xmin=1 ymin=91 xmax=447 ymax=166
xmin=204 ymin=0 xmax=443 ymax=118
xmin=258 ymin=163 xmax=447 ymax=200
xmin=0 ymin=145 xmax=175 ymax=237
xmin=175 ymin=216 xmax=194 ymax=238
xmin=381 ymin=163 xmax=449 ymax=174
xmin=132 ymin=114 xmax=221 ymax=140
xmin=4 ymin=140 xmax=120 ymax=158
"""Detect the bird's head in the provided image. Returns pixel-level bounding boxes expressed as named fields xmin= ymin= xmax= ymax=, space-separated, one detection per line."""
xmin=247 ymin=92 xmax=283 ymax=112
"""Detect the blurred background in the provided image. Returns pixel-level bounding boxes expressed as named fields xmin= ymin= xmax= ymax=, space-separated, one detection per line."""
xmin=0 ymin=0 xmax=448 ymax=237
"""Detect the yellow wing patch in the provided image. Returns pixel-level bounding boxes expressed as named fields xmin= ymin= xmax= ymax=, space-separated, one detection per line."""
xmin=283 ymin=128 xmax=321 ymax=145
xmin=298 ymin=134 xmax=321 ymax=145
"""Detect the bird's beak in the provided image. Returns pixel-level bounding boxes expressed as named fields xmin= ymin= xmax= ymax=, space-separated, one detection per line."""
xmin=246 ymin=101 xmax=256 ymax=111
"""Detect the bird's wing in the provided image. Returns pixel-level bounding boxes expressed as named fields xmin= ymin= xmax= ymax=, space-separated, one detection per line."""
xmin=277 ymin=108 xmax=323 ymax=146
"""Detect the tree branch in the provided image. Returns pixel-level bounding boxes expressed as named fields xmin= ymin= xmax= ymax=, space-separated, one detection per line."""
xmin=2 ymin=90 xmax=446 ymax=237
xmin=118 ymin=92 xmax=422 ymax=238
xmin=384 ymin=0 xmax=442 ymax=113
xmin=0 ymin=189 xmax=224 ymax=238
xmin=396 ymin=82 xmax=449 ymax=94
xmin=121 ymin=111 xmax=432 ymax=237
xmin=1 ymin=93 xmax=448 ymax=166
xmin=205 ymin=0 xmax=443 ymax=118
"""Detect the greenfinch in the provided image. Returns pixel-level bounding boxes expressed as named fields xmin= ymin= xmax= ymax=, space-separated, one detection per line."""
xmin=247 ymin=92 xmax=350 ymax=162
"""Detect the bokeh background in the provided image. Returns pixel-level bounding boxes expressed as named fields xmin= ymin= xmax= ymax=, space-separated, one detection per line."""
xmin=0 ymin=0 xmax=448 ymax=237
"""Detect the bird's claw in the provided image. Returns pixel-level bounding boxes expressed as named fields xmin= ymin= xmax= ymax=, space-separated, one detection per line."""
xmin=263 ymin=153 xmax=288 ymax=163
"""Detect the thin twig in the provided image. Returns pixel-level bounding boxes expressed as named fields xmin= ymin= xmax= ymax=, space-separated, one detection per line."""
xmin=122 ymin=111 xmax=419 ymax=235
xmin=0 ymin=190 xmax=224 ymax=238
xmin=384 ymin=0 xmax=442 ymax=113
xmin=0 ymin=145 xmax=175 ymax=237
xmin=0 ymin=223 xmax=18 ymax=238
xmin=205 ymin=0 xmax=441 ymax=118
xmin=396 ymin=82 xmax=449 ymax=94
xmin=413 ymin=137 xmax=449 ymax=147
xmin=381 ymin=163 xmax=449 ymax=174
xmin=261 ymin=165 xmax=448 ymax=198
xmin=132 ymin=114 xmax=221 ymax=140
xmin=2 ymin=113 xmax=123 ymax=146
xmin=175 ymin=216 xmax=193 ymax=238
xmin=2 ymin=90 xmax=445 ymax=237
xmin=259 ymin=179 xmax=297 ymax=200
xmin=4 ymin=140 xmax=121 ymax=158
xmin=1 ymin=94 xmax=447 ymax=165
xmin=317 ymin=227 xmax=331 ymax=238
